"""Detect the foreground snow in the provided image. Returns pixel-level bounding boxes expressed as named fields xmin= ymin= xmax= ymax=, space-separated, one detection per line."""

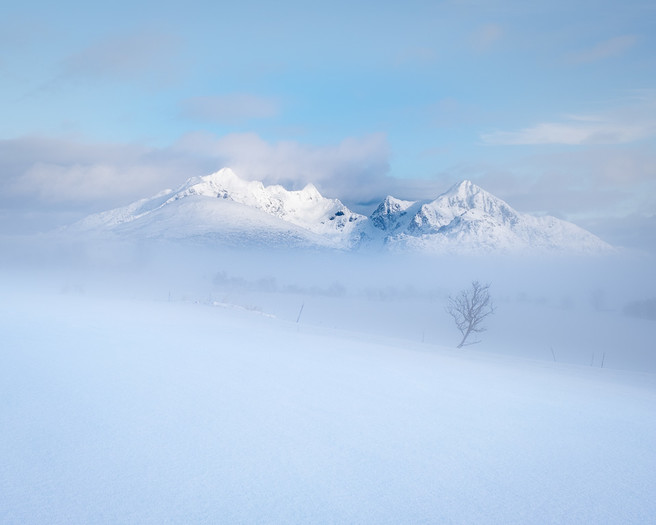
xmin=2 ymin=280 xmax=655 ymax=524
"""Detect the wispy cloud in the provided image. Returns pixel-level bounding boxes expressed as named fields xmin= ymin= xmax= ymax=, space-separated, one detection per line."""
xmin=180 ymin=94 xmax=281 ymax=124
xmin=567 ymin=34 xmax=637 ymax=64
xmin=471 ymin=23 xmax=503 ymax=52
xmin=482 ymin=94 xmax=656 ymax=145
xmin=61 ymin=30 xmax=184 ymax=84
xmin=482 ymin=120 xmax=648 ymax=145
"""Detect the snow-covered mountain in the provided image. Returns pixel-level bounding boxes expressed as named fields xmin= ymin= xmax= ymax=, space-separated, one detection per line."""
xmin=69 ymin=168 xmax=613 ymax=254
xmin=365 ymin=180 xmax=612 ymax=254
xmin=72 ymin=168 xmax=365 ymax=249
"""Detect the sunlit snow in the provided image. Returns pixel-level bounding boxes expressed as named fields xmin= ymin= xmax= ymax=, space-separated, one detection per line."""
xmin=66 ymin=169 xmax=613 ymax=254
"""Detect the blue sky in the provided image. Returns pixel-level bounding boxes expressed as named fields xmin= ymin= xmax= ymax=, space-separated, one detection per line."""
xmin=1 ymin=0 xmax=655 ymax=250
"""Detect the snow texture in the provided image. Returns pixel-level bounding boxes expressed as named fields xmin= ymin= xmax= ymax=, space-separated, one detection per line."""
xmin=1 ymin=242 xmax=655 ymax=524
xmin=1 ymin=275 xmax=654 ymax=524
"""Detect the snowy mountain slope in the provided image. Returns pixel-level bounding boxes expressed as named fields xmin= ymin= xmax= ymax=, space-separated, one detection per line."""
xmin=369 ymin=196 xmax=421 ymax=232
xmin=69 ymin=169 xmax=613 ymax=254
xmin=366 ymin=180 xmax=613 ymax=254
xmin=74 ymin=195 xmax=337 ymax=249
xmin=166 ymin=168 xmax=366 ymax=237
xmin=73 ymin=189 xmax=175 ymax=230
xmin=109 ymin=196 xmax=340 ymax=249
xmin=70 ymin=168 xmax=364 ymax=249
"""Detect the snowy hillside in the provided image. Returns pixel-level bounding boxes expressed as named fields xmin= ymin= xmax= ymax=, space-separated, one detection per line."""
xmin=2 ymin=267 xmax=655 ymax=524
xmin=2 ymin=225 xmax=654 ymax=523
xmin=72 ymin=168 xmax=364 ymax=249
xmin=70 ymin=169 xmax=613 ymax=254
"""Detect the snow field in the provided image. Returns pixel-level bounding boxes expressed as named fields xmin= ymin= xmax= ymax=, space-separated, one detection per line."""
xmin=2 ymin=283 xmax=655 ymax=524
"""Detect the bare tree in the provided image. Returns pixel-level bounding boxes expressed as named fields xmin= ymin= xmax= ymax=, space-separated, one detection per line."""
xmin=446 ymin=281 xmax=495 ymax=348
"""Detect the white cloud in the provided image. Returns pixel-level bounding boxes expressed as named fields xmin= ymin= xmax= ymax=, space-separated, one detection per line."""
xmin=0 ymin=137 xmax=198 ymax=210
xmin=172 ymin=131 xmax=393 ymax=203
xmin=0 ymin=132 xmax=394 ymax=231
xmin=482 ymin=94 xmax=656 ymax=145
xmin=15 ymin=162 xmax=167 ymax=205
xmin=568 ymin=35 xmax=637 ymax=64
xmin=482 ymin=120 xmax=650 ymax=145
xmin=180 ymin=94 xmax=280 ymax=124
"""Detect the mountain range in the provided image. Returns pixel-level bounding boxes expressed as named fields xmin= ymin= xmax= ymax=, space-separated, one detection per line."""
xmin=69 ymin=168 xmax=613 ymax=254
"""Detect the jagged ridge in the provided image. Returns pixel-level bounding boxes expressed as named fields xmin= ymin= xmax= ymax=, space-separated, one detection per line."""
xmin=69 ymin=169 xmax=613 ymax=254
xmin=367 ymin=180 xmax=612 ymax=254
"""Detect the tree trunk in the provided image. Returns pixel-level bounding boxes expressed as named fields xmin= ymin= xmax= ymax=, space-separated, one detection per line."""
xmin=457 ymin=327 xmax=472 ymax=348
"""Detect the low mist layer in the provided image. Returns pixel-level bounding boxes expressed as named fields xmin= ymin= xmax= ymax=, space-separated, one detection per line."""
xmin=3 ymin=236 xmax=655 ymax=373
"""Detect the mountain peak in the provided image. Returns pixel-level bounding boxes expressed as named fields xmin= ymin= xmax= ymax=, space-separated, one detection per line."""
xmin=70 ymin=168 xmax=613 ymax=255
xmin=370 ymin=195 xmax=417 ymax=231
xmin=444 ymin=180 xmax=483 ymax=198
xmin=299 ymin=183 xmax=322 ymax=200
xmin=187 ymin=167 xmax=240 ymax=187
xmin=379 ymin=195 xmax=415 ymax=211
xmin=208 ymin=166 xmax=238 ymax=180
xmin=205 ymin=167 xmax=247 ymax=188
xmin=432 ymin=179 xmax=510 ymax=217
xmin=171 ymin=167 xmax=262 ymax=201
